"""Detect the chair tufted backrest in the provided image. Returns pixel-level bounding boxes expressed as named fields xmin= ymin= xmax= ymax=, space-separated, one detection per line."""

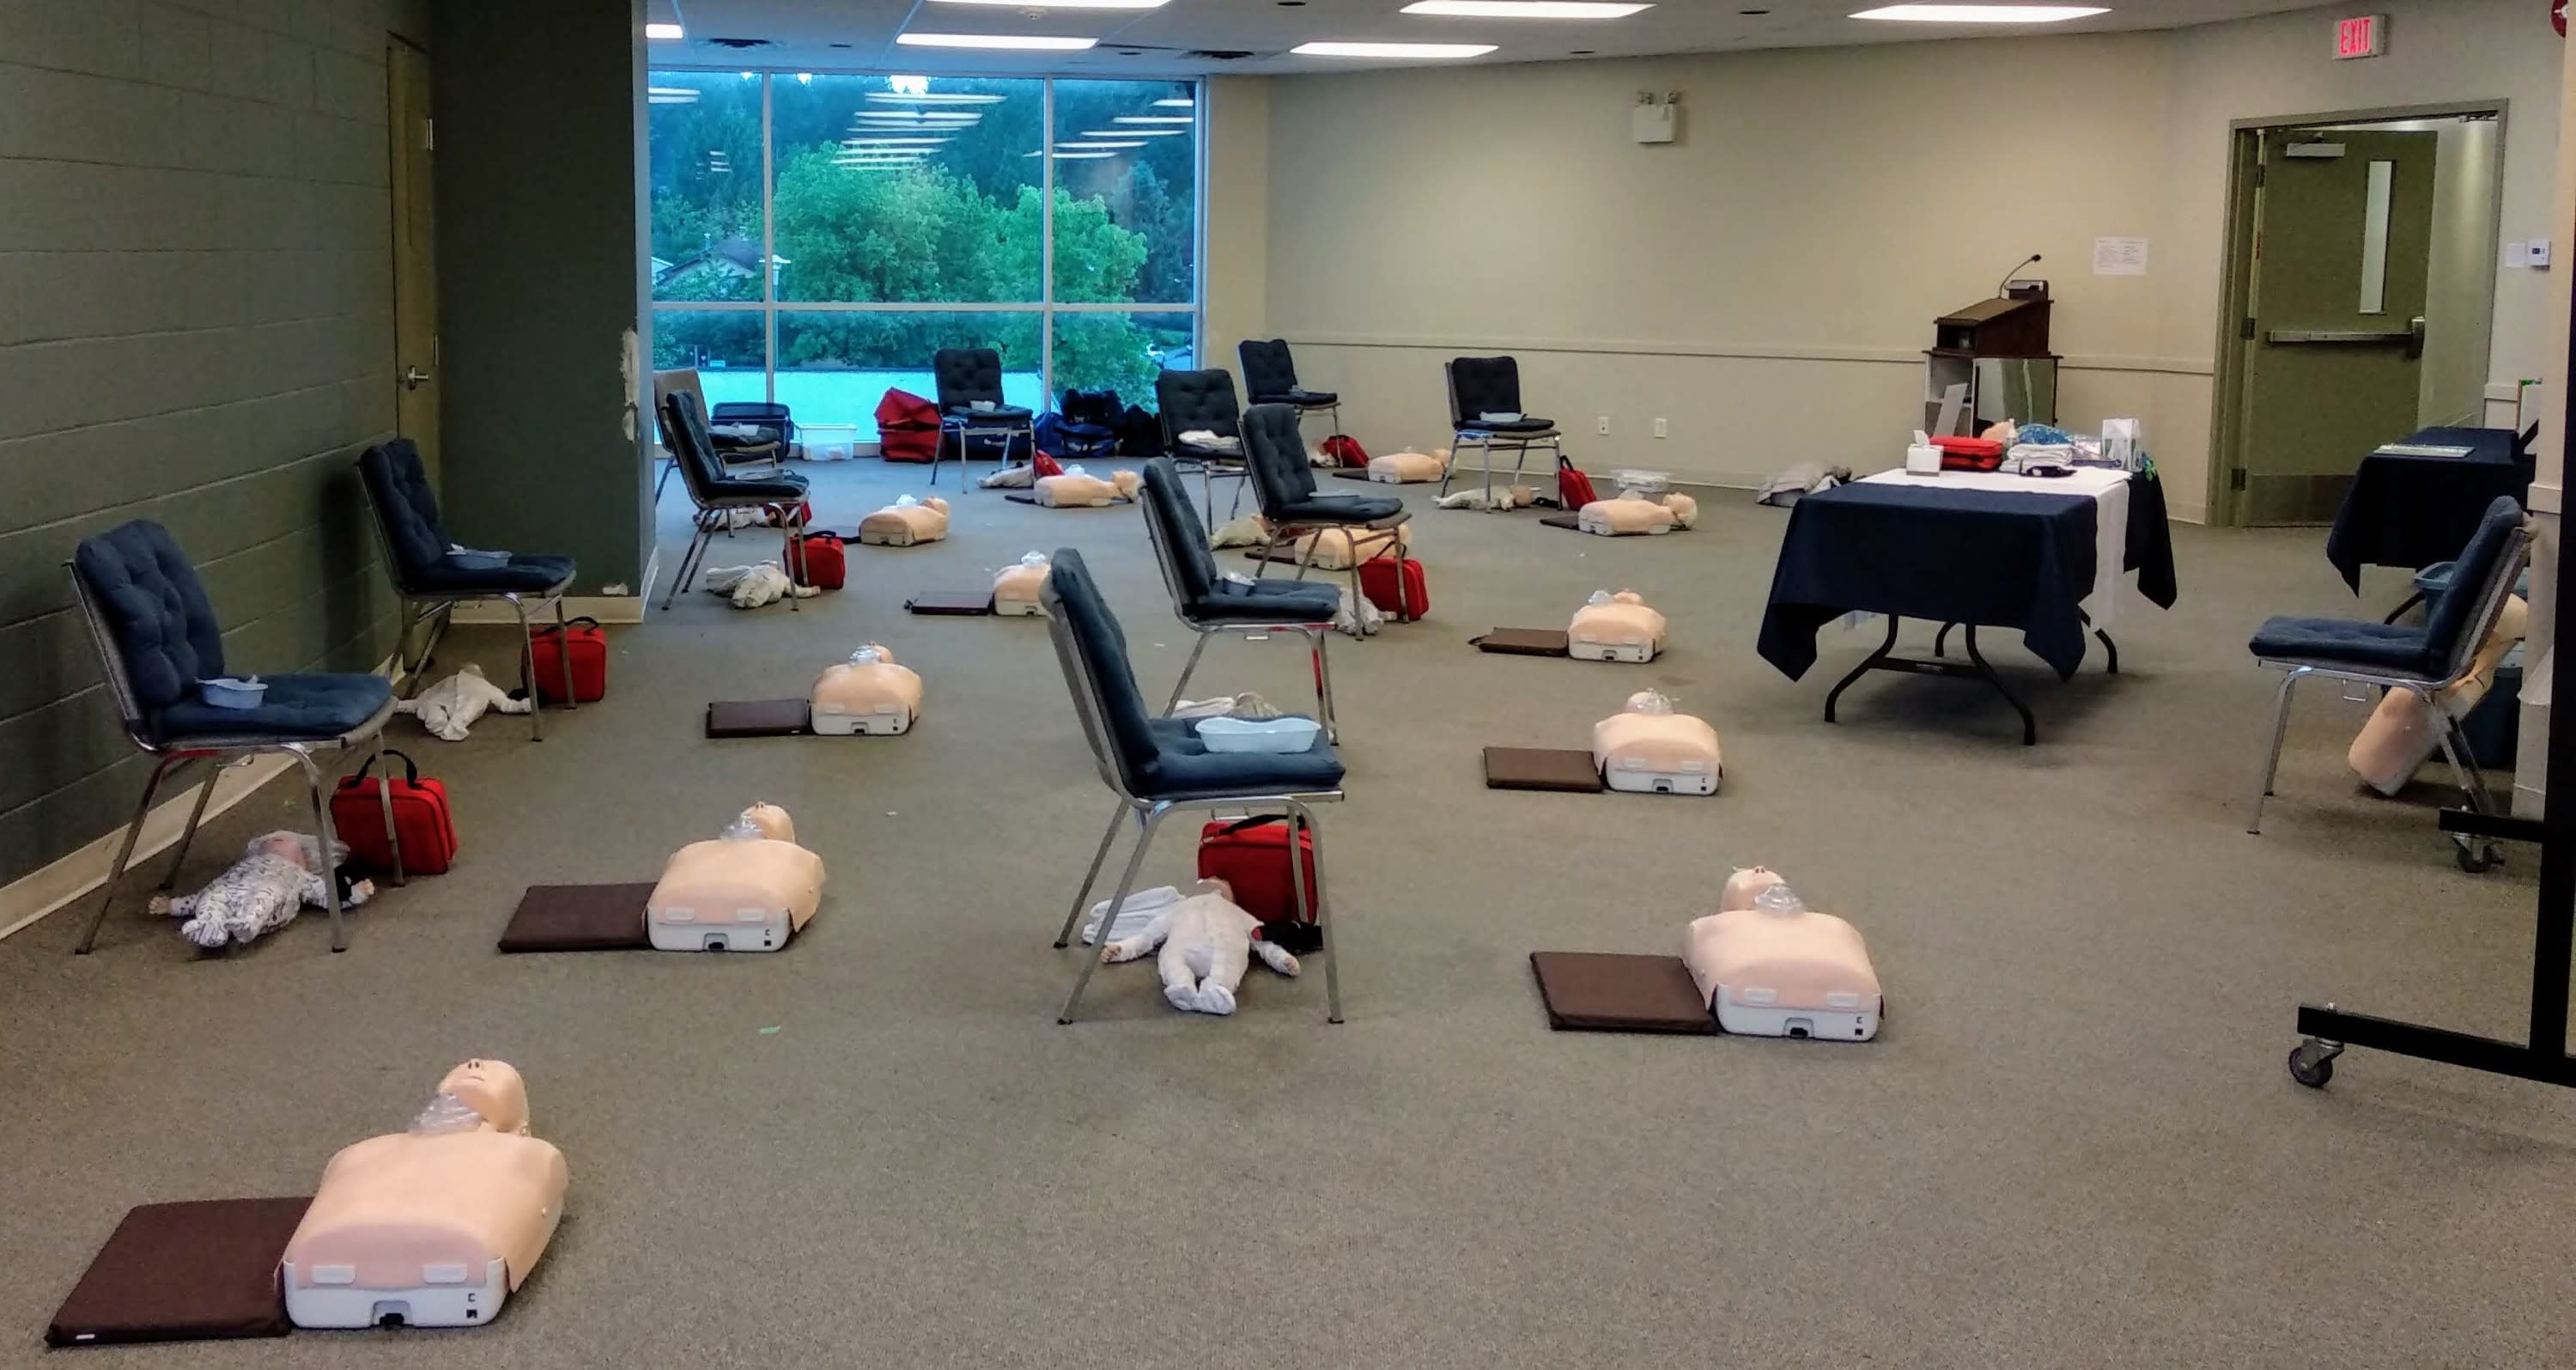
xmin=1154 ymin=369 xmax=1241 ymax=441
xmin=1242 ymin=403 xmax=1315 ymax=515
xmin=1447 ymin=356 xmax=1522 ymax=426
xmin=358 ymin=439 xmax=449 ymax=592
xmin=2422 ymin=496 xmax=2530 ymax=678
xmin=1237 ymin=339 xmax=1300 ymax=402
xmin=933 ymin=348 xmax=1005 ymax=409
xmin=660 ymin=390 xmax=730 ymax=508
xmin=1140 ymin=458 xmax=1220 ymax=611
xmin=72 ymin=520 xmax=226 ymax=728
xmin=1039 ymin=548 xmax=1160 ymax=795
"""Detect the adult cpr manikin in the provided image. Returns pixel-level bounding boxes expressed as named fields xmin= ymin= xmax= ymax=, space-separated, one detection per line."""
xmin=1591 ymin=690 xmax=1720 ymax=795
xmin=646 ymin=805 xmax=825 ymax=952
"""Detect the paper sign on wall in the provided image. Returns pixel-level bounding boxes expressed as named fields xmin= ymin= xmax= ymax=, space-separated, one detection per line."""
xmin=2093 ymin=236 xmax=2150 ymax=276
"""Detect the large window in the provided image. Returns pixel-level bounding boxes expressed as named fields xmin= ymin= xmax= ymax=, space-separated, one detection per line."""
xmin=648 ymin=71 xmax=1199 ymax=441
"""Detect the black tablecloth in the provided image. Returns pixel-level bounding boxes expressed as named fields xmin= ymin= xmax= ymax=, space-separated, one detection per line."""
xmin=2324 ymin=426 xmax=2532 ymax=592
xmin=1758 ymin=474 xmax=2179 ymax=683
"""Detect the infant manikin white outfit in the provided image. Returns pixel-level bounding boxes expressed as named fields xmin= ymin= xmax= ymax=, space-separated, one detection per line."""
xmin=396 ymin=664 xmax=529 ymax=740
xmin=149 ymin=831 xmax=371 ymax=949
xmin=1684 ymin=872 xmax=1883 ymax=1041
xmin=1100 ymin=882 xmax=1300 ymax=1015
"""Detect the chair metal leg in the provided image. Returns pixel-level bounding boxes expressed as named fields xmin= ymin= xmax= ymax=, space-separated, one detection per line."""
xmin=654 ymin=456 xmax=676 ymax=504
xmin=370 ymin=730 xmax=406 ymax=887
xmin=505 ymin=593 xmax=542 ymax=740
xmin=1308 ymin=628 xmax=1338 ymax=741
xmin=1061 ymin=804 xmax=1170 ymax=1023
xmin=783 ymin=503 xmax=805 ymax=613
xmin=76 ymin=753 xmax=182 ymax=954
xmin=1055 ymin=800 xmax=1133 ymax=948
xmin=1165 ymin=632 xmax=1214 ymax=715
xmin=2249 ymin=669 xmax=2305 ymax=835
xmin=554 ymin=596 xmax=578 ymax=711
xmin=664 ymin=517 xmax=714 ymax=611
xmin=1286 ymin=798 xmax=1341 ymax=1024
xmin=394 ymin=599 xmax=427 ymax=698
xmin=294 ymin=748 xmax=349 ymax=953
xmin=2425 ymin=694 xmax=2498 ymax=815
xmin=157 ymin=763 xmax=219 ymax=892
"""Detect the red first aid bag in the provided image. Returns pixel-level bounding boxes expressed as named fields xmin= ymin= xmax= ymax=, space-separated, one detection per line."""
xmin=528 ymin=617 xmax=606 ymax=703
xmin=1935 ymin=436 xmax=2007 ymax=472
xmin=788 ymin=532 xmax=847 ymax=590
xmin=876 ymin=388 xmax=939 ymax=463
xmin=1321 ymin=434 xmax=1369 ymax=467
xmin=1556 ymin=455 xmax=1598 ymax=508
xmin=331 ymin=750 xmax=458 ymax=875
xmin=1196 ymin=816 xmax=1319 ymax=925
xmin=1358 ymin=555 xmax=1427 ymax=621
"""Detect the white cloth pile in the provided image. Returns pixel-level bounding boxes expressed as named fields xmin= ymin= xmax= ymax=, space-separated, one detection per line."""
xmin=702 ymin=561 xmax=819 ymax=609
xmin=397 ymin=664 xmax=530 ymax=740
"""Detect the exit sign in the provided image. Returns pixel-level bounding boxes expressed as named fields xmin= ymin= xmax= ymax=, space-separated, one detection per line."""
xmin=2336 ymin=13 xmax=2387 ymax=58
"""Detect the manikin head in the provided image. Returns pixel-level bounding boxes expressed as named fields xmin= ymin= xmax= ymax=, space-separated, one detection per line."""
xmin=1111 ymin=470 xmax=1143 ymax=500
xmin=738 ymin=803 xmax=796 ymax=843
xmin=434 ymin=1058 xmax=531 ymax=1136
xmin=247 ymin=831 xmax=343 ymax=871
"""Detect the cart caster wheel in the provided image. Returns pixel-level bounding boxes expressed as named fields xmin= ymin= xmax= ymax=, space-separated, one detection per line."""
xmin=2455 ymin=841 xmax=2500 ymax=874
xmin=2287 ymin=1043 xmax=2336 ymax=1089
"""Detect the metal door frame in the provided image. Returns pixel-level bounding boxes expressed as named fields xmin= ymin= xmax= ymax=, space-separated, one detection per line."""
xmin=2207 ymin=100 xmax=2507 ymax=527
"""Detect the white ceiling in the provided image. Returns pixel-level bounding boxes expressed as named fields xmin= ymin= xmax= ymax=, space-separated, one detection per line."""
xmin=652 ymin=0 xmax=2330 ymax=76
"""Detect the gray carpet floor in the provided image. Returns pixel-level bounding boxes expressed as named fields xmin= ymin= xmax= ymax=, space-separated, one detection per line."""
xmin=3 ymin=456 xmax=2572 ymax=1368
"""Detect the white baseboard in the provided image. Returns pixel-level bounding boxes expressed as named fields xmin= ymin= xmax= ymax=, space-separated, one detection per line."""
xmin=0 ymin=655 xmax=404 ymax=942
xmin=448 ymin=595 xmax=644 ymax=625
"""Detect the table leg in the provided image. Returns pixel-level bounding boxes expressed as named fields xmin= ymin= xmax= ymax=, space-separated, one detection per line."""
xmin=1823 ymin=616 xmax=1902 ymax=724
xmin=1962 ymin=627 xmax=2038 ymax=746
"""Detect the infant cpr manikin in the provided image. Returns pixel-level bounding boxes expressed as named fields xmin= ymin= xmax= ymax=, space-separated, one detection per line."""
xmin=2348 ymin=595 xmax=2526 ymax=795
xmin=1368 ymin=448 xmax=1450 ymax=484
xmin=1577 ymin=490 xmax=1698 ymax=537
xmin=281 ymin=1059 xmax=568 ymax=1330
xmin=993 ymin=551 xmax=1050 ymax=617
xmin=1035 ymin=466 xmax=1142 ymax=508
xmin=1685 ymin=880 xmax=1883 ymax=1041
xmin=858 ymin=495 xmax=949 ymax=547
xmin=1568 ymin=589 xmax=1666 ymax=664
xmin=646 ymin=805 xmax=826 ymax=952
xmin=811 ymin=645 xmax=921 ymax=736
xmin=1592 ymin=690 xmax=1721 ymax=795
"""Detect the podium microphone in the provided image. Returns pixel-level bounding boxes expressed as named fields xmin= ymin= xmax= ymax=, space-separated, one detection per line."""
xmin=1996 ymin=253 xmax=2042 ymax=298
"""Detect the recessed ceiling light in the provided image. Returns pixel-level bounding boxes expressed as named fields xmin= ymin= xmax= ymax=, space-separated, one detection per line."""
xmin=1401 ymin=1 xmax=1649 ymax=17
xmin=931 ymin=0 xmax=1165 ymax=5
xmin=647 ymin=86 xmax=701 ymax=103
xmin=1084 ymin=127 xmax=1185 ymax=137
xmin=1152 ymin=97 xmax=1196 ymax=107
xmin=843 ymin=137 xmax=952 ymax=146
xmin=1291 ymin=40 xmax=1498 ymax=57
xmin=1053 ymin=150 xmax=1118 ymax=159
xmin=1057 ymin=139 xmax=1146 ymax=149
xmin=866 ymin=91 xmax=1008 ymax=103
xmin=645 ymin=21 xmax=683 ymax=39
xmin=1110 ymin=114 xmax=1195 ymax=123
xmin=1850 ymin=4 xmax=2109 ymax=21
xmin=896 ymin=32 xmax=1098 ymax=50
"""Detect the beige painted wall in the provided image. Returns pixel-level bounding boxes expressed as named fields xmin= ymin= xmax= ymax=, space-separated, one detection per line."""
xmin=1201 ymin=75 xmax=1268 ymax=387
xmin=1228 ymin=0 xmax=2565 ymax=521
xmin=2421 ymin=117 xmax=2502 ymax=427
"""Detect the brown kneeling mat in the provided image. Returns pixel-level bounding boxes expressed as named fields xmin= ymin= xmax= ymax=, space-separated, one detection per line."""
xmin=1528 ymin=953 xmax=1717 ymax=1034
xmin=905 ymin=589 xmax=994 ymax=616
xmin=498 ymin=882 xmax=655 ymax=952
xmin=1538 ymin=513 xmax=1586 ymax=532
xmin=706 ymin=698 xmax=811 ymax=738
xmin=1473 ymin=628 xmax=1570 ymax=657
xmin=1484 ymin=746 xmax=1603 ymax=793
xmin=1327 ymin=469 xmax=1380 ymax=483
xmin=47 ymin=1196 xmax=312 ymax=1347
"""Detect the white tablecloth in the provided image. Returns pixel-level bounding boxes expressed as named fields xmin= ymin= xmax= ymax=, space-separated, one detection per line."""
xmin=1858 ymin=468 xmax=2134 ymax=628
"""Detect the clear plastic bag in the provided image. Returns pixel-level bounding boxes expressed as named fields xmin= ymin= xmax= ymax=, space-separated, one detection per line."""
xmin=1626 ymin=690 xmax=1676 ymax=715
xmin=1587 ymin=589 xmax=1613 ymax=606
xmin=720 ymin=813 xmax=765 ymax=842
xmin=410 ymin=1092 xmax=484 ymax=1136
xmin=1018 ymin=551 xmax=1048 ymax=568
xmin=848 ymin=645 xmax=884 ymax=666
xmin=894 ymin=494 xmax=918 ymax=508
xmin=1753 ymin=883 xmax=1807 ymax=915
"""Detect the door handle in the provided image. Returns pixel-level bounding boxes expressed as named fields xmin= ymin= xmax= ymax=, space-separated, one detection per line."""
xmin=403 ymin=366 xmax=432 ymax=390
xmin=2263 ymin=329 xmax=2416 ymax=345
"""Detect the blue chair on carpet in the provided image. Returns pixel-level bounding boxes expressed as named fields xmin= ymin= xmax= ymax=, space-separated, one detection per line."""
xmin=1242 ymin=403 xmax=1413 ymax=615
xmin=1139 ymin=458 xmax=1341 ymax=737
xmin=67 ymin=520 xmax=404 ymax=953
xmin=1042 ymin=548 xmax=1347 ymax=1024
xmin=2248 ymin=495 xmax=2530 ymax=863
xmin=1239 ymin=338 xmax=1342 ymax=440
xmin=1157 ymin=368 xmax=1249 ymax=527
xmin=1442 ymin=355 xmax=1565 ymax=504
xmin=659 ymin=389 xmax=812 ymax=612
xmin=360 ymin=439 xmax=577 ymax=740
xmin=932 ymin=346 xmax=1036 ymax=490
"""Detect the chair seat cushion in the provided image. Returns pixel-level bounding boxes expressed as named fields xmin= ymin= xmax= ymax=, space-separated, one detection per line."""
xmin=1140 ymin=716 xmax=1345 ymax=800
xmin=1192 ymin=579 xmax=1342 ymax=623
xmin=947 ymin=405 xmax=1033 ymax=423
xmin=1254 ymin=389 xmax=1339 ymax=407
xmin=2249 ymin=617 xmax=2435 ymax=675
xmin=1459 ymin=417 xmax=1556 ymax=435
xmin=1275 ymin=494 xmax=1404 ymax=525
xmin=410 ymin=552 xmax=576 ymax=595
xmin=711 ymin=474 xmax=811 ymax=502
xmin=159 ymin=673 xmax=393 ymax=743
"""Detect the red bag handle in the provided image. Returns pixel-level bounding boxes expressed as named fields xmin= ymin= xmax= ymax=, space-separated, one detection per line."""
xmin=1209 ymin=813 xmax=1297 ymax=839
xmin=537 ymin=616 xmax=600 ymax=637
xmin=341 ymin=748 xmax=422 ymax=789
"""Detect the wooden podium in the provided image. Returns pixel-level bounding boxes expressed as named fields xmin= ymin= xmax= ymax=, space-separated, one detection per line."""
xmin=1925 ymin=293 xmax=2059 ymax=434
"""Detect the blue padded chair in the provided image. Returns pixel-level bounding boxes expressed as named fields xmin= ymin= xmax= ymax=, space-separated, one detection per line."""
xmin=1041 ymin=548 xmax=1347 ymax=1024
xmin=659 ymin=389 xmax=812 ymax=612
xmin=1443 ymin=355 xmax=1566 ymax=505
xmin=359 ymin=439 xmax=576 ymax=740
xmin=1242 ymin=403 xmax=1415 ymax=618
xmin=67 ymin=520 xmax=404 ymax=953
xmin=1139 ymin=458 xmax=1340 ymax=737
xmin=1238 ymin=338 xmax=1341 ymax=440
xmin=931 ymin=347 xmax=1035 ymax=490
xmin=1156 ymin=368 xmax=1248 ymax=527
xmin=2249 ymin=495 xmax=2530 ymax=867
